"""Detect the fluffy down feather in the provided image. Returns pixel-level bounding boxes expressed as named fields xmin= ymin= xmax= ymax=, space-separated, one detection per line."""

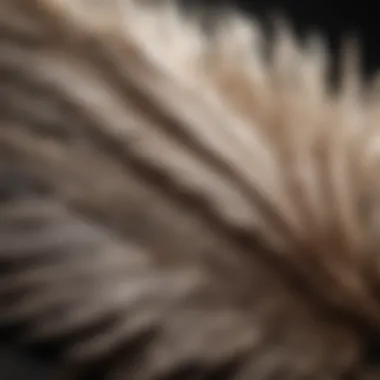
xmin=0 ymin=0 xmax=379 ymax=379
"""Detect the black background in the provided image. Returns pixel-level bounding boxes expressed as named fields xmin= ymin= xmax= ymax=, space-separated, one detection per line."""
xmin=182 ymin=0 xmax=380 ymax=80
xmin=237 ymin=0 xmax=380 ymax=79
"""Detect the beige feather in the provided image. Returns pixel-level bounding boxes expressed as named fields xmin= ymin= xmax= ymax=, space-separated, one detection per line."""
xmin=0 ymin=0 xmax=379 ymax=378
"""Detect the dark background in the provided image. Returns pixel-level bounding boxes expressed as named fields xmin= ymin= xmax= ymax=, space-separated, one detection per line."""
xmin=1 ymin=1 xmax=380 ymax=379
xmin=237 ymin=0 xmax=380 ymax=79
xmin=183 ymin=0 xmax=380 ymax=81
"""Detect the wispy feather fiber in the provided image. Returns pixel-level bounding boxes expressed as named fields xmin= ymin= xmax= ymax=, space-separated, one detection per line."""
xmin=0 ymin=1 xmax=380 ymax=379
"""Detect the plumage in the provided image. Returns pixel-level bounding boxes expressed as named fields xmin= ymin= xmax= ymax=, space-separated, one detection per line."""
xmin=0 ymin=0 xmax=380 ymax=378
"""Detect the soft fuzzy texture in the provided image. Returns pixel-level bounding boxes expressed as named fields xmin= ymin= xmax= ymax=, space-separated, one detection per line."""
xmin=0 ymin=0 xmax=380 ymax=379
